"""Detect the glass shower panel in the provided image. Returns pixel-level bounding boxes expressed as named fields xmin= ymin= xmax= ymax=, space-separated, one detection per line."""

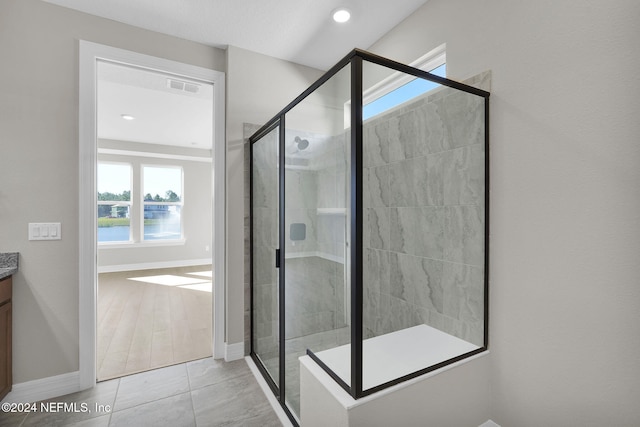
xmin=283 ymin=64 xmax=352 ymax=417
xmin=361 ymin=59 xmax=486 ymax=391
xmin=251 ymin=126 xmax=281 ymax=388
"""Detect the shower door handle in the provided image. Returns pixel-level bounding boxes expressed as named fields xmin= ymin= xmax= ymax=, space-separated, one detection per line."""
xmin=275 ymin=249 xmax=280 ymax=268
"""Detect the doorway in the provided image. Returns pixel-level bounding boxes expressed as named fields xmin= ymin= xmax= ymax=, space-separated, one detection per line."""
xmin=95 ymin=60 xmax=214 ymax=379
xmin=79 ymin=41 xmax=226 ymax=389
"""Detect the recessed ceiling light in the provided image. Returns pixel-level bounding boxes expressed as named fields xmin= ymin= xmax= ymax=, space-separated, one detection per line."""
xmin=121 ymin=114 xmax=135 ymax=121
xmin=332 ymin=8 xmax=351 ymax=23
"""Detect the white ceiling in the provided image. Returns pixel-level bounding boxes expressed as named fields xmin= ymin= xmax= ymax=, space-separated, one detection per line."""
xmin=43 ymin=0 xmax=429 ymax=70
xmin=97 ymin=61 xmax=214 ymax=149
xmin=45 ymin=0 xmax=430 ymax=149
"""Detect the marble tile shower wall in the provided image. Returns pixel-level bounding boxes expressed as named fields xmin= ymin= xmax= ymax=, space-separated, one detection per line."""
xmin=362 ymin=79 xmax=487 ymax=347
xmin=315 ymin=133 xmax=349 ymax=261
xmin=284 ymin=131 xmax=348 ymax=339
xmin=249 ymin=125 xmax=280 ymax=358
xmin=285 ymin=257 xmax=345 ymax=339
xmin=284 ymin=167 xmax=318 ymax=255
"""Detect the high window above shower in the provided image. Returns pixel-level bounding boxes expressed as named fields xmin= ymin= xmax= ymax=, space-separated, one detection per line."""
xmin=250 ymin=49 xmax=489 ymax=425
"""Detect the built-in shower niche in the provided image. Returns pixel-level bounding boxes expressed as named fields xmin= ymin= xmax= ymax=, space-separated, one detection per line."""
xmin=250 ymin=49 xmax=488 ymax=424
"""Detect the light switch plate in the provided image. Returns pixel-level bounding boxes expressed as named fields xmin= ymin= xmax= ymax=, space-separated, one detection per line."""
xmin=29 ymin=223 xmax=62 ymax=240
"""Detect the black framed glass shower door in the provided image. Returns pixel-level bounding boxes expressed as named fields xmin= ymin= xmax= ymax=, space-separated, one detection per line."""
xmin=250 ymin=124 xmax=281 ymax=393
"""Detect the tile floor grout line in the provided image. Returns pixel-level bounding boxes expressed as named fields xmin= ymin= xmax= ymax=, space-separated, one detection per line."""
xmin=18 ymin=410 xmax=28 ymax=427
xmin=108 ymin=391 xmax=196 ymax=426
xmin=107 ymin=377 xmax=121 ymax=425
xmin=185 ymin=360 xmax=199 ymax=427
xmin=110 ymin=378 xmax=192 ymax=414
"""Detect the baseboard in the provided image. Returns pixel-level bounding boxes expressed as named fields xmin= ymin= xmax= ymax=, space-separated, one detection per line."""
xmin=1 ymin=371 xmax=82 ymax=404
xmin=224 ymin=342 xmax=245 ymax=361
xmin=479 ymin=421 xmax=501 ymax=427
xmin=97 ymin=258 xmax=212 ymax=273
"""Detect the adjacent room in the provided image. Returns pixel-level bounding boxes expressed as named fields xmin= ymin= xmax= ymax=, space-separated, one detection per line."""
xmin=95 ymin=61 xmax=215 ymax=381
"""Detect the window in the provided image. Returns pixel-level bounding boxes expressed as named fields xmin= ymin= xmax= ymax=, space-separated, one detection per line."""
xmin=363 ymin=63 xmax=446 ymax=120
xmin=97 ymin=162 xmax=184 ymax=244
xmin=142 ymin=166 xmax=183 ymax=241
xmin=97 ymin=162 xmax=132 ymax=243
xmin=351 ymin=44 xmax=447 ymax=123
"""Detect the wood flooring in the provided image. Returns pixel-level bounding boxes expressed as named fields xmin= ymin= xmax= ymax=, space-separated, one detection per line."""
xmin=97 ymin=265 xmax=213 ymax=381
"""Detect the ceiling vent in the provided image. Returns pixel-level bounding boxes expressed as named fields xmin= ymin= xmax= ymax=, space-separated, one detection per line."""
xmin=166 ymin=78 xmax=200 ymax=94
xmin=184 ymin=82 xmax=199 ymax=93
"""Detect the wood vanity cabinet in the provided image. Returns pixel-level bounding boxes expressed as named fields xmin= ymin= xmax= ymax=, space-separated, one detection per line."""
xmin=0 ymin=276 xmax=11 ymax=401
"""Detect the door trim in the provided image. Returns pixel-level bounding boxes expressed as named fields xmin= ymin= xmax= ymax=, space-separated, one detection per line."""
xmin=78 ymin=40 xmax=226 ymax=389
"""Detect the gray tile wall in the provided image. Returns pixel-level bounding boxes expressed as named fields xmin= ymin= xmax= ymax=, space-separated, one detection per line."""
xmin=362 ymin=71 xmax=490 ymax=346
xmin=283 ymin=129 xmax=349 ymax=339
xmin=285 ymin=257 xmax=345 ymax=339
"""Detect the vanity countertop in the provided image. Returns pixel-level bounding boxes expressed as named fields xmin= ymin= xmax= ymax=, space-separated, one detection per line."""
xmin=0 ymin=253 xmax=18 ymax=280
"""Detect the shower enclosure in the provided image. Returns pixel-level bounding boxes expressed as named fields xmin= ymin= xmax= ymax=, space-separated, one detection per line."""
xmin=250 ymin=49 xmax=489 ymax=424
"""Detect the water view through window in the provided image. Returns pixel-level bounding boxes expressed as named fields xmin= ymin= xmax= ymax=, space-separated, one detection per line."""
xmin=143 ymin=166 xmax=183 ymax=241
xmin=97 ymin=162 xmax=132 ymax=242
xmin=97 ymin=163 xmax=183 ymax=243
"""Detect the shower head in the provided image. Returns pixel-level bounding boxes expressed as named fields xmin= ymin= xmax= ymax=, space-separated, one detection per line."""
xmin=294 ymin=136 xmax=309 ymax=150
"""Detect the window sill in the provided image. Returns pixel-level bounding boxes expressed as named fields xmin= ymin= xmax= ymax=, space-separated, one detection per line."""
xmin=98 ymin=239 xmax=186 ymax=249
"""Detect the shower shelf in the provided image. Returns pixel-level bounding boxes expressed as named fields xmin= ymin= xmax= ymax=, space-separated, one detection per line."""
xmin=316 ymin=208 xmax=346 ymax=216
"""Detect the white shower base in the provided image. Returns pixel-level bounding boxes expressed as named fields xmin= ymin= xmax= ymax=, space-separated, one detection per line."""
xmin=314 ymin=324 xmax=480 ymax=390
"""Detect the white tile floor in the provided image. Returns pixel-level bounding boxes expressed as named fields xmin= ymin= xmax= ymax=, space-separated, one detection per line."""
xmin=0 ymin=358 xmax=281 ymax=427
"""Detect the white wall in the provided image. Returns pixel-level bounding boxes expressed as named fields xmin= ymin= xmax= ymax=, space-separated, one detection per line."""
xmin=0 ymin=0 xmax=224 ymax=384
xmin=369 ymin=0 xmax=640 ymax=425
xmin=301 ymin=354 xmax=491 ymax=427
xmin=225 ymin=45 xmax=323 ymax=347
xmin=97 ymin=141 xmax=212 ymax=270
